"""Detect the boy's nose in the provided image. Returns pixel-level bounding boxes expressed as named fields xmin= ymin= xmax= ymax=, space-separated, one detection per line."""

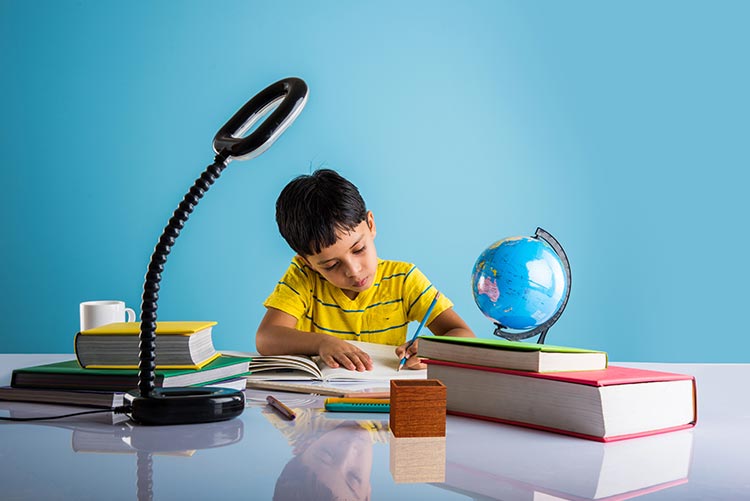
xmin=345 ymin=261 xmax=361 ymax=277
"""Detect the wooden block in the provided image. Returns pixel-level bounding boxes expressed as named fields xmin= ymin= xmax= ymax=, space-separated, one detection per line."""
xmin=389 ymin=435 xmax=446 ymax=483
xmin=389 ymin=379 xmax=446 ymax=437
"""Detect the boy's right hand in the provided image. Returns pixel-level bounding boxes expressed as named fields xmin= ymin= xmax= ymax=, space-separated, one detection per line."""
xmin=318 ymin=337 xmax=373 ymax=372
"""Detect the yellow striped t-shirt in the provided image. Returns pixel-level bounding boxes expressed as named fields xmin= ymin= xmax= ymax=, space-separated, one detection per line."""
xmin=263 ymin=257 xmax=454 ymax=346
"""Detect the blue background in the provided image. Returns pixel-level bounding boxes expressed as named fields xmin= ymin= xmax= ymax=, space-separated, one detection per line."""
xmin=2 ymin=1 xmax=748 ymax=361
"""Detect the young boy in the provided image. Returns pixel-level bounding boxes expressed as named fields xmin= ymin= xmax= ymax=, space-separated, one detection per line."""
xmin=256 ymin=169 xmax=475 ymax=371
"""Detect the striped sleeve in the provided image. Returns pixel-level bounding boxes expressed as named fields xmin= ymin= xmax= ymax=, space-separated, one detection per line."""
xmin=402 ymin=266 xmax=454 ymax=324
xmin=263 ymin=258 xmax=312 ymax=320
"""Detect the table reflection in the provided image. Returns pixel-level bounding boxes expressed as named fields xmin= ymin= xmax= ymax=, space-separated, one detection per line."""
xmin=262 ymin=406 xmax=389 ymax=500
xmin=390 ymin=435 xmax=446 ymax=483
xmin=1 ymin=400 xmax=244 ymax=501
xmin=435 ymin=418 xmax=694 ymax=500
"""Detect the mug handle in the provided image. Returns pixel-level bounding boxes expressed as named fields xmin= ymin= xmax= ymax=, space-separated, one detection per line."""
xmin=125 ymin=307 xmax=136 ymax=322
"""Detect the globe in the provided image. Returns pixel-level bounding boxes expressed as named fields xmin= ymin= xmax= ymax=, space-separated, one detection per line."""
xmin=471 ymin=233 xmax=569 ymax=334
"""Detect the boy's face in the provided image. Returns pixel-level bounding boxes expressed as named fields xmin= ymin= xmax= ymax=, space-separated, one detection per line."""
xmin=302 ymin=211 xmax=378 ymax=299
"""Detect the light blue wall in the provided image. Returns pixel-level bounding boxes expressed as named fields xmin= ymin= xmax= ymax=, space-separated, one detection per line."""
xmin=2 ymin=1 xmax=748 ymax=361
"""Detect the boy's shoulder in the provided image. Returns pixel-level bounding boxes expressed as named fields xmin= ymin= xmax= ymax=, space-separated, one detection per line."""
xmin=377 ymin=259 xmax=424 ymax=281
xmin=377 ymin=259 xmax=415 ymax=271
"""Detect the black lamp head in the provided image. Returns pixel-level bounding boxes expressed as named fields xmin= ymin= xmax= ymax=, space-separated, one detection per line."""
xmin=213 ymin=77 xmax=308 ymax=162
xmin=126 ymin=78 xmax=309 ymax=425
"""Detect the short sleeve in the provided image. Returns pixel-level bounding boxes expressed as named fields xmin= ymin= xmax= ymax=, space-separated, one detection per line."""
xmin=402 ymin=266 xmax=454 ymax=325
xmin=263 ymin=257 xmax=313 ymax=320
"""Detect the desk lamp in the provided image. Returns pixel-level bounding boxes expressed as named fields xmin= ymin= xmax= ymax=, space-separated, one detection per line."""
xmin=125 ymin=77 xmax=308 ymax=425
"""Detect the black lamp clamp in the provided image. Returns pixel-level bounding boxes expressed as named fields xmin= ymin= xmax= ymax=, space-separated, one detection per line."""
xmin=125 ymin=77 xmax=309 ymax=425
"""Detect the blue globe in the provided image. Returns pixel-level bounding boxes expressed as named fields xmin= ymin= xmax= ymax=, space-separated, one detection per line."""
xmin=472 ymin=236 xmax=568 ymax=331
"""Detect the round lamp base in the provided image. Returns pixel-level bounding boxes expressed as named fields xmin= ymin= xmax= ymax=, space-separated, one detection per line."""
xmin=125 ymin=387 xmax=245 ymax=425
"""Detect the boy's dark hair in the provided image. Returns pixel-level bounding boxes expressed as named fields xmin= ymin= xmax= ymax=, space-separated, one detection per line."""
xmin=276 ymin=169 xmax=368 ymax=256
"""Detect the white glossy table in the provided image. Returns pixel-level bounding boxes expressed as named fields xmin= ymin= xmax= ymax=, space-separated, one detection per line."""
xmin=1 ymin=355 xmax=748 ymax=500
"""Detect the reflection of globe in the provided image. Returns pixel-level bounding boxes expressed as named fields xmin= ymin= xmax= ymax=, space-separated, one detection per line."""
xmin=472 ymin=236 xmax=568 ymax=331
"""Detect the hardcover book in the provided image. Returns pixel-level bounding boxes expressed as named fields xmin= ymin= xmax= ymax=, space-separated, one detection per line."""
xmin=426 ymin=360 xmax=697 ymax=442
xmin=0 ymin=377 xmax=247 ymax=409
xmin=417 ymin=335 xmax=607 ymax=372
xmin=74 ymin=321 xmax=220 ymax=369
xmin=0 ymin=400 xmax=129 ymax=425
xmin=0 ymin=386 xmax=124 ymax=408
xmin=10 ymin=354 xmax=252 ymax=392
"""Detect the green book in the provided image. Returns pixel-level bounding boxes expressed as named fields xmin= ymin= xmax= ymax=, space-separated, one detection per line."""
xmin=10 ymin=354 xmax=252 ymax=392
xmin=417 ymin=336 xmax=608 ymax=373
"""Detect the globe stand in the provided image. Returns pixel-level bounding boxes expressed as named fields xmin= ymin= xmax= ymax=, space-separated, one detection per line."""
xmin=492 ymin=227 xmax=572 ymax=345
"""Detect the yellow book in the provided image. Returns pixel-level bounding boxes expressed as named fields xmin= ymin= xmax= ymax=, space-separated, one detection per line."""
xmin=74 ymin=321 xmax=220 ymax=369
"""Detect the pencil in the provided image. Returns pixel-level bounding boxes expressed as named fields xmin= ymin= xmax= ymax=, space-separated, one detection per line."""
xmin=398 ymin=291 xmax=441 ymax=371
xmin=266 ymin=395 xmax=296 ymax=420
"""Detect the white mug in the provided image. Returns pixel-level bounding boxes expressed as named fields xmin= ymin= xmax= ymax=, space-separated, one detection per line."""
xmin=79 ymin=300 xmax=136 ymax=331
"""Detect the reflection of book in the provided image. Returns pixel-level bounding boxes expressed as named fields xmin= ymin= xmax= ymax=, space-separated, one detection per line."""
xmin=418 ymin=335 xmax=607 ymax=372
xmin=246 ymin=341 xmax=426 ymax=382
xmin=427 ymin=360 xmax=697 ymax=442
xmin=74 ymin=321 xmax=219 ymax=369
xmin=71 ymin=418 xmax=244 ymax=455
xmin=435 ymin=422 xmax=693 ymax=500
xmin=72 ymin=429 xmax=196 ymax=456
xmin=11 ymin=354 xmax=252 ymax=391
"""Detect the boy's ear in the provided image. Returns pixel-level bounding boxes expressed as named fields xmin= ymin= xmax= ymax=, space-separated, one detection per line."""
xmin=298 ymin=254 xmax=313 ymax=268
xmin=366 ymin=211 xmax=376 ymax=237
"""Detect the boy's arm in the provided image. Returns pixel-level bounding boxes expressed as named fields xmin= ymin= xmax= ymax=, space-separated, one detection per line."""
xmin=425 ymin=308 xmax=475 ymax=338
xmin=395 ymin=308 xmax=475 ymax=370
xmin=256 ymin=307 xmax=373 ymax=371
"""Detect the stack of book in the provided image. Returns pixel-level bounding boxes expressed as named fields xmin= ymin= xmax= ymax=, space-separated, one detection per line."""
xmin=418 ymin=336 xmax=697 ymax=442
xmin=0 ymin=321 xmax=252 ymax=409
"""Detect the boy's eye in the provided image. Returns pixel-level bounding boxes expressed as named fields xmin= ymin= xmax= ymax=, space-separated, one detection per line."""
xmin=323 ymin=262 xmax=338 ymax=271
xmin=353 ymin=246 xmax=366 ymax=254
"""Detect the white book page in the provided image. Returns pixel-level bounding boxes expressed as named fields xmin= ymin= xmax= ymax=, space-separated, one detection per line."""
xmin=316 ymin=340 xmax=427 ymax=382
xmin=248 ymin=355 xmax=322 ymax=378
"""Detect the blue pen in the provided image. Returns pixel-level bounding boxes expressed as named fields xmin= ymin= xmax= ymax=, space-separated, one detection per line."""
xmin=398 ymin=291 xmax=441 ymax=371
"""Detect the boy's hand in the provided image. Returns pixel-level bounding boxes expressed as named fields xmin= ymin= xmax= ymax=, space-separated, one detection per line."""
xmin=395 ymin=339 xmax=427 ymax=370
xmin=319 ymin=337 xmax=374 ymax=372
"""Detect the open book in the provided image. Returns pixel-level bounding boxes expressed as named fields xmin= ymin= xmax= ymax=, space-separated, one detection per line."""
xmin=245 ymin=340 xmax=426 ymax=382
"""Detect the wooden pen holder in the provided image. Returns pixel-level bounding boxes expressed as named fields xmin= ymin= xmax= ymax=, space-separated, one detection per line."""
xmin=389 ymin=379 xmax=446 ymax=437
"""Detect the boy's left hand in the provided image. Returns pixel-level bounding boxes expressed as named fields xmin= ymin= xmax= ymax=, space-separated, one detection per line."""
xmin=395 ymin=340 xmax=426 ymax=370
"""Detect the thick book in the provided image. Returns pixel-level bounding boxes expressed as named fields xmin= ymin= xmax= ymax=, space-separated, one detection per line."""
xmin=426 ymin=360 xmax=697 ymax=442
xmin=0 ymin=400 xmax=130 ymax=425
xmin=246 ymin=340 xmax=426 ymax=382
xmin=434 ymin=423 xmax=693 ymax=500
xmin=0 ymin=386 xmax=125 ymax=408
xmin=74 ymin=321 xmax=220 ymax=369
xmin=10 ymin=354 xmax=252 ymax=392
xmin=417 ymin=335 xmax=608 ymax=372
xmin=0 ymin=376 xmax=247 ymax=409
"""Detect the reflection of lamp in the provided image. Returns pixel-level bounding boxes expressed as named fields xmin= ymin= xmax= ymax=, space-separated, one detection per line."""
xmin=71 ymin=419 xmax=244 ymax=501
xmin=125 ymin=78 xmax=309 ymax=425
